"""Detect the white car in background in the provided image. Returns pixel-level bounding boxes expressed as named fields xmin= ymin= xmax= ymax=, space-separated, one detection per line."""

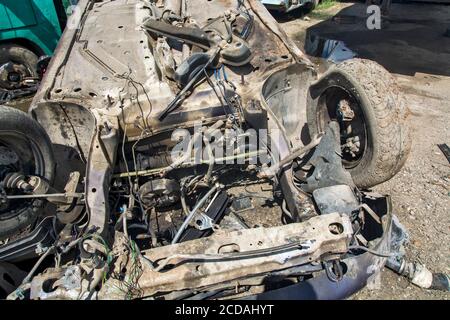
xmin=260 ymin=0 xmax=319 ymax=13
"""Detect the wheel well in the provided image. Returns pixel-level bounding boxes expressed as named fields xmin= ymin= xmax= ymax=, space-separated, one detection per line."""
xmin=0 ymin=38 xmax=45 ymax=57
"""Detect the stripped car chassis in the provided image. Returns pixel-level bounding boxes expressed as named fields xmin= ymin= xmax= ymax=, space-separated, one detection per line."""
xmin=0 ymin=0 xmax=414 ymax=300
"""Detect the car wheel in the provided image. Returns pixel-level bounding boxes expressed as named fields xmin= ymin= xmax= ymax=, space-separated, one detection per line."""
xmin=0 ymin=44 xmax=39 ymax=90
xmin=0 ymin=105 xmax=55 ymax=240
xmin=307 ymin=58 xmax=411 ymax=189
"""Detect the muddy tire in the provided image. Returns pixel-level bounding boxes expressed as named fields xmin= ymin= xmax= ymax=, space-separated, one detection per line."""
xmin=307 ymin=58 xmax=411 ymax=189
xmin=0 ymin=44 xmax=39 ymax=90
xmin=0 ymin=106 xmax=55 ymax=240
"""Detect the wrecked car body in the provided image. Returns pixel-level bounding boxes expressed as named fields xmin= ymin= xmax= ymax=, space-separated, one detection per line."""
xmin=0 ymin=0 xmax=413 ymax=300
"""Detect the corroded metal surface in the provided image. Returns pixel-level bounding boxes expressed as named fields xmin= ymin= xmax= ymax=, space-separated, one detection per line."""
xmin=100 ymin=213 xmax=352 ymax=298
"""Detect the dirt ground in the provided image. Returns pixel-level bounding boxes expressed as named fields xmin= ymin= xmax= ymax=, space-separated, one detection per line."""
xmin=278 ymin=1 xmax=450 ymax=300
xmin=3 ymin=1 xmax=449 ymax=300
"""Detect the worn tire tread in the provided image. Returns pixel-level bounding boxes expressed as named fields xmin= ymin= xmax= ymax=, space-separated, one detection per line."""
xmin=333 ymin=59 xmax=411 ymax=188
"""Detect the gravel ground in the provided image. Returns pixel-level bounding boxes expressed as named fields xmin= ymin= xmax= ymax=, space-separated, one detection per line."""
xmin=355 ymin=90 xmax=450 ymax=300
xmin=279 ymin=1 xmax=450 ymax=300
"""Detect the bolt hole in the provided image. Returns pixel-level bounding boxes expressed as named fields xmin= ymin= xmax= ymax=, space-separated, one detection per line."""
xmin=329 ymin=223 xmax=344 ymax=235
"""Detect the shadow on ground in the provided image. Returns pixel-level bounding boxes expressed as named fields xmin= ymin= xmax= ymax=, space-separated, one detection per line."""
xmin=284 ymin=2 xmax=450 ymax=76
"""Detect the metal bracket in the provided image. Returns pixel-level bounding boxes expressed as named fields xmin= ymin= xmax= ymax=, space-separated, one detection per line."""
xmin=192 ymin=212 xmax=215 ymax=231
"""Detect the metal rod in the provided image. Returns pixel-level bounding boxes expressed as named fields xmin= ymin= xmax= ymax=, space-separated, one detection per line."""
xmin=4 ymin=193 xmax=83 ymax=200
xmin=171 ymin=184 xmax=219 ymax=244
xmin=259 ymin=136 xmax=322 ymax=178
xmin=112 ymin=150 xmax=264 ymax=179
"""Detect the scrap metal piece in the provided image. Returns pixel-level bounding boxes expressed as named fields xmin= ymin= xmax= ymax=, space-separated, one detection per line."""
xmin=56 ymin=171 xmax=84 ymax=224
xmin=29 ymin=267 xmax=84 ymax=300
xmin=99 ymin=213 xmax=352 ymax=298
xmin=192 ymin=213 xmax=215 ymax=231
xmin=220 ymin=39 xmax=253 ymax=67
xmin=174 ymin=53 xmax=211 ymax=88
xmin=438 ymin=143 xmax=450 ymax=164
xmin=386 ymin=258 xmax=450 ymax=292
xmin=0 ymin=217 xmax=55 ymax=263
xmin=337 ymin=99 xmax=355 ymax=122
xmin=143 ymin=19 xmax=212 ymax=50
xmin=313 ymin=185 xmax=359 ymax=215
xmin=171 ymin=186 xmax=230 ymax=244
xmin=305 ymin=35 xmax=357 ymax=63
xmin=231 ymin=196 xmax=254 ymax=213
xmin=303 ymin=122 xmax=355 ymax=193
xmin=139 ymin=178 xmax=180 ymax=209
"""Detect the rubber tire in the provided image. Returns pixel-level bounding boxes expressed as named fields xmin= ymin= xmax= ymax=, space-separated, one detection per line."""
xmin=0 ymin=105 xmax=55 ymax=240
xmin=305 ymin=0 xmax=320 ymax=12
xmin=0 ymin=44 xmax=39 ymax=90
xmin=307 ymin=59 xmax=411 ymax=189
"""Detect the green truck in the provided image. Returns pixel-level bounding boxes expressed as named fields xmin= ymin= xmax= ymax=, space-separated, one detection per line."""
xmin=0 ymin=0 xmax=74 ymax=91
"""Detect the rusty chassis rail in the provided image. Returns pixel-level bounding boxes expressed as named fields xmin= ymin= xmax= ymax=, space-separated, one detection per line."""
xmin=97 ymin=213 xmax=353 ymax=299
